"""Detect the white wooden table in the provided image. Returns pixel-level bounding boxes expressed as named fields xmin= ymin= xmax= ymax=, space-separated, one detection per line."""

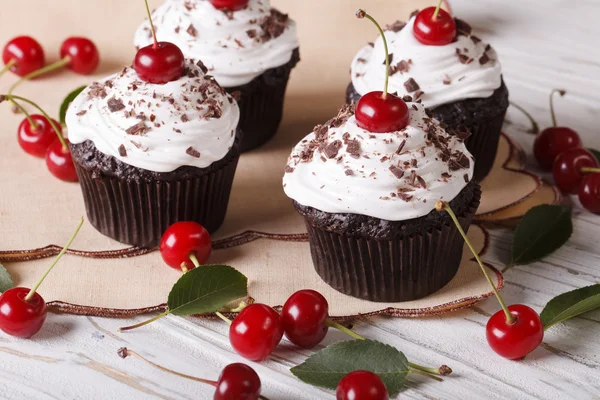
xmin=2 ymin=1 xmax=600 ymax=399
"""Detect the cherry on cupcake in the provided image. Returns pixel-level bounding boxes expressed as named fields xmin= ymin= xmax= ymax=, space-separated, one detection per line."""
xmin=1 ymin=36 xmax=45 ymax=77
xmin=552 ymin=148 xmax=599 ymax=194
xmin=435 ymin=201 xmax=544 ymax=359
xmin=160 ymin=221 xmax=212 ymax=272
xmin=336 ymin=371 xmax=389 ymax=400
xmin=533 ymin=89 xmax=582 ymax=170
xmin=209 ymin=0 xmax=249 ymax=11
xmin=0 ymin=218 xmax=83 ymax=338
xmin=355 ymin=10 xmax=409 ymax=133
xmin=119 ymin=348 xmax=263 ymax=399
xmin=413 ymin=0 xmax=456 ymax=46
xmin=134 ymin=0 xmax=185 ymax=84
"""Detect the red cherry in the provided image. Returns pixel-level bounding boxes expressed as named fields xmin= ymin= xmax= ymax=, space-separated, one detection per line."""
xmin=336 ymin=371 xmax=389 ymax=400
xmin=0 ymin=288 xmax=47 ymax=338
xmin=214 ymin=363 xmax=262 ymax=400
xmin=533 ymin=127 xmax=582 ymax=170
xmin=281 ymin=289 xmax=329 ymax=348
xmin=17 ymin=115 xmax=61 ymax=158
xmin=60 ymin=37 xmax=100 ymax=75
xmin=229 ymin=304 xmax=284 ymax=361
xmin=160 ymin=222 xmax=212 ymax=271
xmin=413 ymin=6 xmax=457 ymax=46
xmin=578 ymin=173 xmax=600 ymax=213
xmin=552 ymin=148 xmax=598 ymax=194
xmin=209 ymin=0 xmax=249 ymax=11
xmin=486 ymin=304 xmax=544 ymax=360
xmin=2 ymin=36 xmax=45 ymax=77
xmin=355 ymin=92 xmax=409 ymax=133
xmin=45 ymin=139 xmax=78 ymax=182
xmin=134 ymin=42 xmax=185 ymax=84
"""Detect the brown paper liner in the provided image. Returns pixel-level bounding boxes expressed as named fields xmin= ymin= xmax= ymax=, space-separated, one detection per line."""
xmin=73 ymin=152 xmax=240 ymax=248
xmin=227 ymin=48 xmax=300 ymax=152
xmin=302 ymin=187 xmax=482 ymax=302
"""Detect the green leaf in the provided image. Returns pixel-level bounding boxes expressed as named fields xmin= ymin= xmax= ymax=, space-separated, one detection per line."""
xmin=508 ymin=205 xmax=572 ymax=269
xmin=0 ymin=262 xmax=14 ymax=293
xmin=167 ymin=264 xmax=247 ymax=316
xmin=541 ymin=284 xmax=600 ymax=329
xmin=588 ymin=148 xmax=600 ymax=164
xmin=290 ymin=340 xmax=409 ymax=396
xmin=59 ymin=86 xmax=87 ymax=125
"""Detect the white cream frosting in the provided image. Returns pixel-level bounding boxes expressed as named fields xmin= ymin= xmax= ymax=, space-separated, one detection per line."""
xmin=66 ymin=60 xmax=240 ymax=173
xmin=133 ymin=0 xmax=299 ymax=87
xmin=283 ymin=104 xmax=474 ymax=221
xmin=351 ymin=17 xmax=502 ymax=109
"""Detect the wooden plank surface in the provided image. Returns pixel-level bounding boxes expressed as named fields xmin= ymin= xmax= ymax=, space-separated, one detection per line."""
xmin=1 ymin=0 xmax=600 ymax=399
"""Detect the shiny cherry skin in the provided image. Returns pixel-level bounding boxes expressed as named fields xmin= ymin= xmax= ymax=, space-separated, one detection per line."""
xmin=0 ymin=287 xmax=47 ymax=338
xmin=17 ymin=115 xmax=61 ymax=158
xmin=552 ymin=148 xmax=598 ymax=194
xmin=533 ymin=127 xmax=582 ymax=170
xmin=355 ymin=92 xmax=409 ymax=133
xmin=209 ymin=0 xmax=249 ymax=11
xmin=134 ymin=42 xmax=185 ymax=84
xmin=486 ymin=304 xmax=544 ymax=360
xmin=336 ymin=371 xmax=389 ymax=400
xmin=230 ymin=304 xmax=284 ymax=361
xmin=578 ymin=174 xmax=600 ymax=213
xmin=413 ymin=7 xmax=457 ymax=46
xmin=45 ymin=139 xmax=78 ymax=182
xmin=60 ymin=37 xmax=100 ymax=75
xmin=160 ymin=222 xmax=212 ymax=271
xmin=281 ymin=289 xmax=329 ymax=348
xmin=214 ymin=363 xmax=262 ymax=400
xmin=2 ymin=36 xmax=45 ymax=77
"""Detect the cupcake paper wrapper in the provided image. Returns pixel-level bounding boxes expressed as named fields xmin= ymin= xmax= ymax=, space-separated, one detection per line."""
xmin=227 ymin=48 xmax=300 ymax=152
xmin=74 ymin=154 xmax=240 ymax=248
xmin=301 ymin=186 xmax=481 ymax=302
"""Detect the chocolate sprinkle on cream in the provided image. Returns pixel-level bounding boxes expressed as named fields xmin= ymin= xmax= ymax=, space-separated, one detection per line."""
xmin=389 ymin=165 xmax=405 ymax=179
xmin=404 ymin=78 xmax=420 ymax=92
xmin=385 ymin=20 xmax=406 ymax=32
xmin=455 ymin=18 xmax=472 ymax=36
xmin=346 ymin=139 xmax=361 ymax=158
xmin=323 ymin=140 xmax=342 ymax=159
xmin=186 ymin=146 xmax=201 ymax=158
xmin=125 ymin=121 xmax=149 ymax=136
xmin=118 ymin=144 xmax=127 ymax=157
xmin=107 ymin=97 xmax=126 ymax=112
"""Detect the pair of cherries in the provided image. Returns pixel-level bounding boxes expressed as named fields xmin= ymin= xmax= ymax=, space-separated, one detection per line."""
xmin=354 ymin=3 xmax=455 ymax=134
xmin=532 ymin=90 xmax=600 ymax=212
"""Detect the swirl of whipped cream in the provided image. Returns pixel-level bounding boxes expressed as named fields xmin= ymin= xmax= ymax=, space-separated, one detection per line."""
xmin=351 ymin=17 xmax=502 ymax=109
xmin=66 ymin=60 xmax=240 ymax=173
xmin=133 ymin=0 xmax=299 ymax=88
xmin=283 ymin=104 xmax=474 ymax=221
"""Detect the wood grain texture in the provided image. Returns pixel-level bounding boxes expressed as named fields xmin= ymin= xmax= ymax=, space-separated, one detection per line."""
xmin=1 ymin=0 xmax=600 ymax=399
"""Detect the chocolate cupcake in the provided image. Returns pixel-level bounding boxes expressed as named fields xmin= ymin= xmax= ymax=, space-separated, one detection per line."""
xmin=66 ymin=60 xmax=241 ymax=247
xmin=134 ymin=0 xmax=300 ymax=152
xmin=283 ymin=104 xmax=480 ymax=302
xmin=346 ymin=15 xmax=508 ymax=181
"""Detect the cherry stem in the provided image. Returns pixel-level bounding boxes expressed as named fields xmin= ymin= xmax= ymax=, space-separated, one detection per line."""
xmin=357 ymin=10 xmax=390 ymax=97
xmin=581 ymin=167 xmax=600 ymax=174
xmin=433 ymin=0 xmax=445 ymax=19
xmin=0 ymin=59 xmax=17 ymax=77
xmin=9 ymin=58 xmax=70 ymax=95
xmin=24 ymin=217 xmax=83 ymax=302
xmin=215 ymin=311 xmax=232 ymax=325
xmin=4 ymin=94 xmax=67 ymax=149
xmin=549 ymin=89 xmax=566 ymax=128
xmin=409 ymin=369 xmax=443 ymax=382
xmin=509 ymin=102 xmax=540 ymax=135
xmin=326 ymin=319 xmax=365 ymax=340
xmin=8 ymin=98 xmax=39 ymax=130
xmin=118 ymin=348 xmax=218 ymax=387
xmin=189 ymin=253 xmax=200 ymax=268
xmin=435 ymin=201 xmax=516 ymax=325
xmin=144 ymin=0 xmax=159 ymax=49
xmin=118 ymin=310 xmax=171 ymax=332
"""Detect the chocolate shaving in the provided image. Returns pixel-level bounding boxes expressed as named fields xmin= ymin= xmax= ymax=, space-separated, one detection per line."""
xmin=346 ymin=139 xmax=361 ymax=158
xmin=416 ymin=175 xmax=427 ymax=189
xmin=88 ymin=83 xmax=107 ymax=99
xmin=118 ymin=144 xmax=127 ymax=157
xmin=125 ymin=121 xmax=149 ymax=136
xmin=385 ymin=20 xmax=406 ymax=32
xmin=383 ymin=53 xmax=394 ymax=65
xmin=479 ymin=53 xmax=490 ymax=65
xmin=187 ymin=24 xmax=197 ymax=37
xmin=455 ymin=18 xmax=472 ymax=36
xmin=76 ymin=110 xmax=87 ymax=116
xmin=186 ymin=146 xmax=201 ymax=158
xmin=107 ymin=97 xmax=125 ymax=112
xmin=463 ymin=174 xmax=470 ymax=183
xmin=389 ymin=165 xmax=405 ymax=179
xmin=323 ymin=140 xmax=342 ymax=159
xmin=404 ymin=78 xmax=420 ymax=92
xmin=181 ymin=114 xmax=189 ymax=123
xmin=285 ymin=166 xmax=295 ymax=173
xmin=396 ymin=139 xmax=406 ymax=154
xmin=396 ymin=60 xmax=410 ymax=73
xmin=345 ymin=169 xmax=354 ymax=176
xmin=259 ymin=9 xmax=289 ymax=42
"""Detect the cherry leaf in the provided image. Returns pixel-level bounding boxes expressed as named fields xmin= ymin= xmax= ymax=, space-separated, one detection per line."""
xmin=0 ymin=262 xmax=14 ymax=293
xmin=508 ymin=205 xmax=572 ymax=269
xmin=167 ymin=264 xmax=247 ymax=316
xmin=541 ymin=284 xmax=600 ymax=330
xmin=59 ymin=85 xmax=87 ymax=126
xmin=290 ymin=340 xmax=409 ymax=396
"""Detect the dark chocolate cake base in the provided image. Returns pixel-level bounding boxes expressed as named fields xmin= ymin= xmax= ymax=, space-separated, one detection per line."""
xmin=293 ymin=181 xmax=481 ymax=302
xmin=226 ymin=48 xmax=300 ymax=152
xmin=346 ymin=81 xmax=509 ymax=181
xmin=70 ymin=137 xmax=241 ymax=247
